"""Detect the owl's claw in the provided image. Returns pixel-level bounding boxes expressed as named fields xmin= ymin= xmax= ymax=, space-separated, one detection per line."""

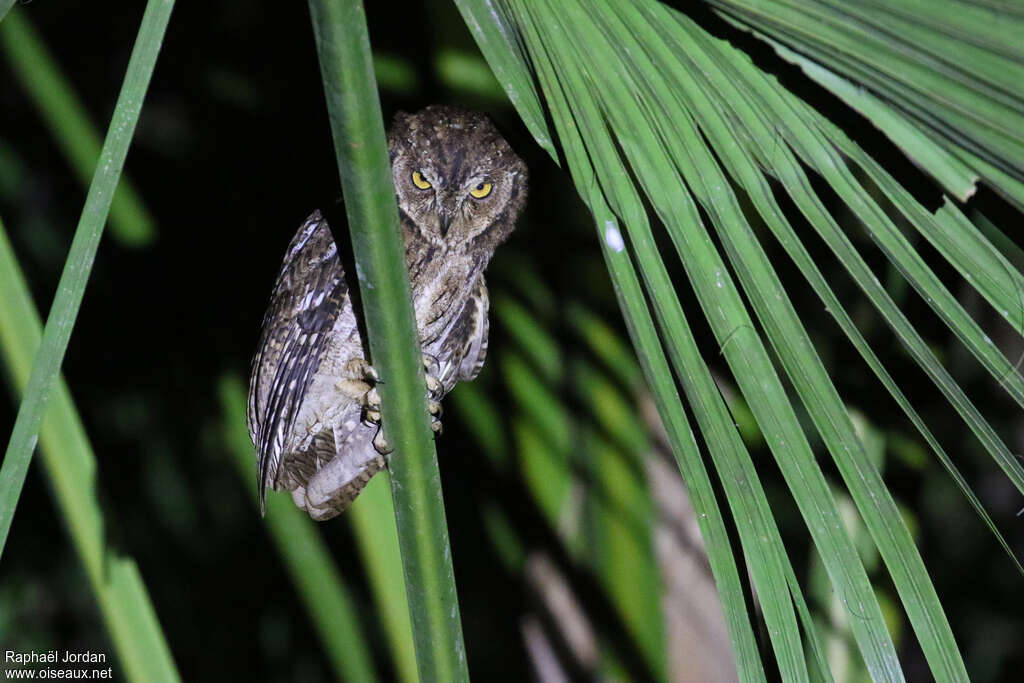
xmin=373 ymin=426 xmax=393 ymax=455
xmin=341 ymin=359 xmax=382 ymax=427
xmin=363 ymin=364 xmax=380 ymax=384
xmin=425 ymin=373 xmax=443 ymax=398
xmin=422 ymin=353 xmax=439 ymax=374
xmin=356 ymin=355 xmax=444 ymax=435
xmin=344 ymin=358 xmax=380 ymax=383
xmin=365 ymin=386 xmax=382 ymax=411
xmin=360 ymin=388 xmax=381 ymax=427
xmin=339 ymin=359 xmax=384 ymax=429
xmin=423 ymin=358 xmax=444 ymax=434
xmin=422 ymin=354 xmax=445 ymax=403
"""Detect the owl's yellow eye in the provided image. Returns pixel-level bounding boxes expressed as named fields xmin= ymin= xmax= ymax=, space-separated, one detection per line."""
xmin=411 ymin=170 xmax=431 ymax=190
xmin=469 ymin=181 xmax=493 ymax=199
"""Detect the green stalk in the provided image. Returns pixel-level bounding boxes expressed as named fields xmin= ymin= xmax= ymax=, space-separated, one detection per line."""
xmin=0 ymin=0 xmax=174 ymax=559
xmin=0 ymin=219 xmax=180 ymax=682
xmin=348 ymin=477 xmax=419 ymax=683
xmin=219 ymin=376 xmax=379 ymax=683
xmin=306 ymin=1 xmax=469 ymax=681
xmin=0 ymin=10 xmax=157 ymax=247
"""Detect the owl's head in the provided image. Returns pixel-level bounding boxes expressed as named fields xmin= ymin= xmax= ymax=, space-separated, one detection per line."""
xmin=388 ymin=106 xmax=527 ymax=252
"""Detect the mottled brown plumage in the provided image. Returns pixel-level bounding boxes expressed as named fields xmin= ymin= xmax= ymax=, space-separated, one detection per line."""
xmin=247 ymin=106 xmax=527 ymax=520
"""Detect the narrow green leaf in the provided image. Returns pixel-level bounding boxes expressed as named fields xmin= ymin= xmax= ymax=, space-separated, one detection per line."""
xmin=623 ymin=8 xmax=974 ymax=679
xmin=486 ymin=2 xmax=769 ymax=678
xmin=0 ymin=10 xmax=157 ymax=247
xmin=539 ymin=1 xmax=900 ymax=677
xmin=780 ymin=96 xmax=1024 ymax=498
xmin=220 ymin=376 xmax=379 ymax=683
xmin=455 ymin=2 xmax=1020 ymax=681
xmin=451 ymin=0 xmax=554 ymax=157
xmin=668 ymin=17 xmax=1019 ymax=572
xmin=0 ymin=0 xmax=174 ymax=559
xmin=0 ymin=219 xmax=179 ymax=682
xmin=762 ymin=38 xmax=978 ymax=202
xmin=307 ymin=1 xmax=468 ymax=680
xmin=707 ymin=0 xmax=1024 ymax=206
xmin=347 ymin=476 xmax=418 ymax=683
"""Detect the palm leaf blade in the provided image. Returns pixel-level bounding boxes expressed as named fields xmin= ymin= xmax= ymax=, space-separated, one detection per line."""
xmin=450 ymin=0 xmax=1024 ymax=679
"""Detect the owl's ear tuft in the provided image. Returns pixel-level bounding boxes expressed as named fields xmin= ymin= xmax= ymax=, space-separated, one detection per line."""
xmin=390 ymin=110 xmax=413 ymax=131
xmin=387 ymin=111 xmax=414 ymax=160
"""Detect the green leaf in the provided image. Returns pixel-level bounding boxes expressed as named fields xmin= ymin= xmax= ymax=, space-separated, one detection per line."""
xmin=0 ymin=0 xmax=174 ymax=559
xmin=307 ymin=1 xmax=468 ymax=681
xmin=0 ymin=219 xmax=179 ymax=682
xmin=707 ymin=0 xmax=1024 ymax=208
xmin=0 ymin=10 xmax=157 ymax=247
xmin=219 ymin=376 xmax=379 ymax=683
xmin=347 ymin=476 xmax=418 ymax=683
xmin=453 ymin=0 xmax=1020 ymax=680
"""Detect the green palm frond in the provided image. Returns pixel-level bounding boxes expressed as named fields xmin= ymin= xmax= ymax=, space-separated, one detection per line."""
xmin=307 ymin=1 xmax=468 ymax=680
xmin=457 ymin=0 xmax=1024 ymax=679
xmin=0 ymin=0 xmax=174 ymax=560
xmin=0 ymin=220 xmax=179 ymax=682
xmin=3 ymin=1 xmax=1021 ymax=679
xmin=705 ymin=0 xmax=1024 ymax=208
xmin=0 ymin=12 xmax=157 ymax=247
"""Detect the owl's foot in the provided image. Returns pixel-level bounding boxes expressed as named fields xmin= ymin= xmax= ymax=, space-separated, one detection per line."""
xmin=336 ymin=359 xmax=384 ymax=427
xmin=422 ymin=354 xmax=445 ymax=435
xmin=367 ymin=405 xmax=441 ymax=435
xmin=344 ymin=358 xmax=380 ymax=383
xmin=350 ymin=355 xmax=444 ymax=433
xmin=339 ymin=362 xmax=388 ymax=450
xmin=363 ymin=386 xmax=383 ymax=425
xmin=372 ymin=425 xmax=393 ymax=454
xmin=428 ymin=401 xmax=443 ymax=435
xmin=422 ymin=354 xmax=444 ymax=399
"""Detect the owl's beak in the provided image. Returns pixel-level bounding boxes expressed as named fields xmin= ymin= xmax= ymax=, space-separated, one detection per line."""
xmin=439 ymin=210 xmax=454 ymax=238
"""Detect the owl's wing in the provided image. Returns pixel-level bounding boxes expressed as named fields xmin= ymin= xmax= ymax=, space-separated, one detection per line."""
xmin=247 ymin=211 xmax=347 ymax=512
xmin=446 ymin=276 xmax=490 ymax=386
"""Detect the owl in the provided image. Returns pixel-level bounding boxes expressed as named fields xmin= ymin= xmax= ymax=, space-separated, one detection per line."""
xmin=247 ymin=106 xmax=528 ymax=521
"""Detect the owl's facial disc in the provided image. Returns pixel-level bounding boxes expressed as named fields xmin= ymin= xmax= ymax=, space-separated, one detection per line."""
xmin=388 ymin=106 xmax=527 ymax=250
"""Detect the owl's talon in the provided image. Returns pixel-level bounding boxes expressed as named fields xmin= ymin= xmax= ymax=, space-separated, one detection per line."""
xmin=422 ymin=353 xmax=440 ymax=374
xmin=344 ymin=358 xmax=380 ymax=382
xmin=425 ymin=373 xmax=443 ymax=397
xmin=365 ymin=387 xmax=382 ymax=410
xmin=373 ymin=427 xmax=393 ymax=455
xmin=364 ymin=364 xmax=380 ymax=383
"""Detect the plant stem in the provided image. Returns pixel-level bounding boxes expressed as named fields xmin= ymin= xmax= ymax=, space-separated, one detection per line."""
xmin=307 ymin=1 xmax=469 ymax=681
xmin=0 ymin=0 xmax=174 ymax=560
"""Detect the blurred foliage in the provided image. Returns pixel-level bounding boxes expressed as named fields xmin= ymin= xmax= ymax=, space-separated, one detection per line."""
xmin=1 ymin=0 xmax=1023 ymax=681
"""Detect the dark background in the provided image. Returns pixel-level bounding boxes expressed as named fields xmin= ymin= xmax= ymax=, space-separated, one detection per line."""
xmin=1 ymin=1 xmax=1022 ymax=681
